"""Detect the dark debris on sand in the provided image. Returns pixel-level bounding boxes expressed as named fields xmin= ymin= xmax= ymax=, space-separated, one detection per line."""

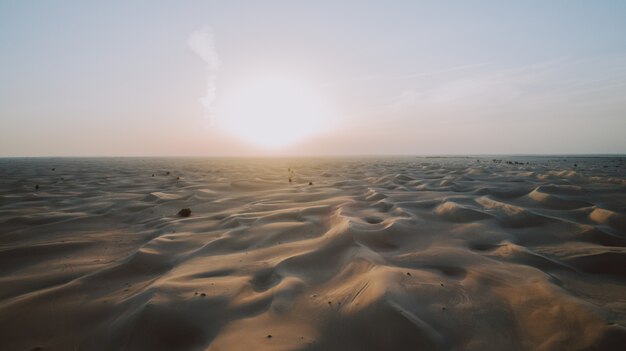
xmin=178 ymin=208 xmax=192 ymax=217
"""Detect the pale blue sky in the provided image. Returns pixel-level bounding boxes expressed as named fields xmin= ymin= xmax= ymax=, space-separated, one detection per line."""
xmin=1 ymin=1 xmax=625 ymax=156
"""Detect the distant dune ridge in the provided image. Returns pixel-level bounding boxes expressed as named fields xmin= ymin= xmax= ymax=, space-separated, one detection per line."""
xmin=0 ymin=156 xmax=625 ymax=350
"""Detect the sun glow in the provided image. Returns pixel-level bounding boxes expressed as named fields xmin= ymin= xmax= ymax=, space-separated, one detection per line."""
xmin=220 ymin=76 xmax=334 ymax=148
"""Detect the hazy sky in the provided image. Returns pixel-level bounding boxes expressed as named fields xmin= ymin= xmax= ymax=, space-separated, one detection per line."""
xmin=1 ymin=0 xmax=625 ymax=156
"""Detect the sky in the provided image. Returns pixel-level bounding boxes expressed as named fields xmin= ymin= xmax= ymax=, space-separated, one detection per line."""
xmin=1 ymin=0 xmax=625 ymax=156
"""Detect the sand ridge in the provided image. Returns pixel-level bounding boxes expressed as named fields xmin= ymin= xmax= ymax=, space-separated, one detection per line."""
xmin=0 ymin=156 xmax=625 ymax=350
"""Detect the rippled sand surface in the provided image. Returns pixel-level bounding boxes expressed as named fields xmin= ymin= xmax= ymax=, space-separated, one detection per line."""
xmin=1 ymin=157 xmax=625 ymax=351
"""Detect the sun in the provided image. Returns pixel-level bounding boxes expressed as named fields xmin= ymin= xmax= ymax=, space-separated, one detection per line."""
xmin=219 ymin=76 xmax=333 ymax=148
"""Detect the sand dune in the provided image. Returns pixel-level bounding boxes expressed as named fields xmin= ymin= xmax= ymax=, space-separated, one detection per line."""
xmin=0 ymin=156 xmax=625 ymax=350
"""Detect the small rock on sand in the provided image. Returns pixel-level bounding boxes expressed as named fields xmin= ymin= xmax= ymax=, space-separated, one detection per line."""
xmin=178 ymin=208 xmax=192 ymax=217
xmin=309 ymin=181 xmax=313 ymax=185
xmin=35 ymin=184 xmax=39 ymax=190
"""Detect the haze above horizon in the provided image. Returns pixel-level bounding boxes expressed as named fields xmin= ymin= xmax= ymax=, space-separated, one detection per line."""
xmin=1 ymin=1 xmax=625 ymax=156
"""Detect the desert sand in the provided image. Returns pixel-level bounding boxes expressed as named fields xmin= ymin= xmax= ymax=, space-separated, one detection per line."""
xmin=1 ymin=156 xmax=625 ymax=351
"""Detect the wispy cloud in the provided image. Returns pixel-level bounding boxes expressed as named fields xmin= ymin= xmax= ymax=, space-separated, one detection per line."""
xmin=188 ymin=26 xmax=221 ymax=125
xmin=380 ymin=57 xmax=626 ymax=116
xmin=396 ymin=62 xmax=493 ymax=80
xmin=323 ymin=62 xmax=492 ymax=87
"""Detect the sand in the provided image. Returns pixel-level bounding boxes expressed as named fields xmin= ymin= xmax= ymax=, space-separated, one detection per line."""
xmin=1 ymin=156 xmax=625 ymax=350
